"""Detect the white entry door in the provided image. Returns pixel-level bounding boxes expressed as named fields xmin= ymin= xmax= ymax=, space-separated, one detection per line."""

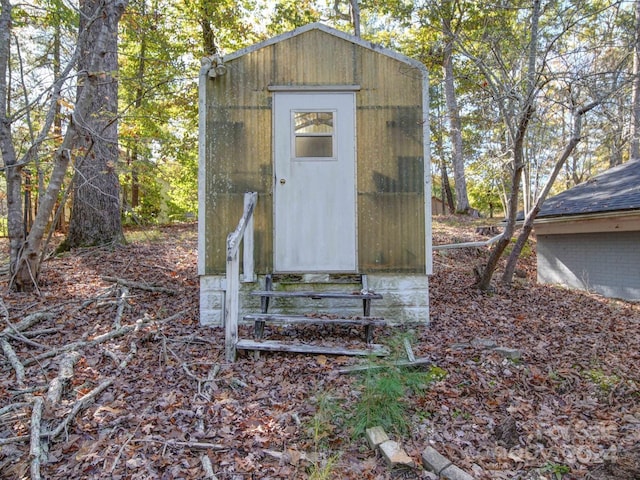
xmin=274 ymin=92 xmax=357 ymax=272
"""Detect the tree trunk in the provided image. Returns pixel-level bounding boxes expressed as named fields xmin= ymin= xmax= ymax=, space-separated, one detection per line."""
xmin=0 ymin=0 xmax=25 ymax=275
xmin=630 ymin=0 xmax=640 ymax=160
xmin=349 ymin=0 xmax=361 ymax=37
xmin=475 ymin=107 xmax=531 ymax=290
xmin=65 ymin=0 xmax=125 ymax=249
xmin=9 ymin=0 xmax=128 ymax=290
xmin=476 ymin=0 xmax=541 ymax=291
xmin=441 ymin=160 xmax=455 ymax=214
xmin=442 ymin=14 xmax=470 ymax=214
xmin=501 ymin=102 xmax=599 ymax=285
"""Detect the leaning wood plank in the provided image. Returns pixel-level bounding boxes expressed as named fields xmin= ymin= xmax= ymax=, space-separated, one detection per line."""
xmin=251 ymin=290 xmax=383 ymax=299
xmin=30 ymin=397 xmax=44 ymax=480
xmin=45 ymin=351 xmax=81 ymax=406
xmin=236 ymin=339 xmax=388 ymax=356
xmin=433 ymin=233 xmax=503 ymax=250
xmin=226 ymin=191 xmax=257 ymax=260
xmin=1 ymin=338 xmax=25 ymax=386
xmin=338 ymin=357 xmax=433 ymax=374
xmin=101 ymin=276 xmax=177 ymax=295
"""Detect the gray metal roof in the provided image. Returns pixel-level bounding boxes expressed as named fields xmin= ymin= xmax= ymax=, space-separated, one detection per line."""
xmin=537 ymin=159 xmax=640 ymax=218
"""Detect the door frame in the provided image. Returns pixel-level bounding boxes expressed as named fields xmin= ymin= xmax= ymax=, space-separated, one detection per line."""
xmin=271 ymin=88 xmax=358 ymax=273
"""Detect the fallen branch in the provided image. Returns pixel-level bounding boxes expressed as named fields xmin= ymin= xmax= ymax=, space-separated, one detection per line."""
xmin=263 ymin=448 xmax=320 ymax=465
xmin=29 ymin=396 xmax=44 ymax=480
xmin=0 ymin=401 xmax=30 ymax=417
xmin=338 ymin=357 xmax=433 ymax=374
xmin=0 ymin=434 xmax=28 ymax=445
xmin=23 ymin=309 xmax=187 ymax=367
xmin=101 ymin=276 xmax=177 ymax=295
xmin=45 ymin=351 xmax=81 ymax=406
xmin=109 ymin=418 xmax=144 ymax=473
xmin=6 ymin=333 xmax=48 ymax=349
xmin=403 ymin=338 xmax=416 ymax=363
xmin=433 ymin=232 xmax=503 ymax=250
xmin=20 ymin=327 xmax=63 ymax=337
xmin=1 ymin=312 xmax=53 ymax=337
xmin=113 ymin=286 xmax=129 ymax=328
xmin=133 ymin=438 xmax=228 ymax=451
xmin=117 ymin=341 xmax=137 ymax=370
xmin=201 ymin=454 xmax=218 ymax=479
xmin=44 ymin=378 xmax=114 ymax=440
xmin=1 ymin=338 xmax=26 ymax=386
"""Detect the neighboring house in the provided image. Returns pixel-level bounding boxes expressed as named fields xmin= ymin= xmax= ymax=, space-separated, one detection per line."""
xmin=534 ymin=159 xmax=640 ymax=301
xmin=198 ymin=23 xmax=432 ymax=330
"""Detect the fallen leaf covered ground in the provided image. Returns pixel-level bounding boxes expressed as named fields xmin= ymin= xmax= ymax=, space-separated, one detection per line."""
xmin=0 ymin=219 xmax=638 ymax=479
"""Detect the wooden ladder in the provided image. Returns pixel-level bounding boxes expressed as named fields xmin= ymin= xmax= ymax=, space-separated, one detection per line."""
xmin=235 ymin=275 xmax=389 ymax=357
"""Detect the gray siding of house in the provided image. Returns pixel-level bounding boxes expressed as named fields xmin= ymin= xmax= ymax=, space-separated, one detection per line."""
xmin=537 ymin=231 xmax=640 ymax=301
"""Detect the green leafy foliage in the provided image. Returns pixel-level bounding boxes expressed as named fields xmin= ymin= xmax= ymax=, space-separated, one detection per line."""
xmin=348 ymin=335 xmax=446 ymax=437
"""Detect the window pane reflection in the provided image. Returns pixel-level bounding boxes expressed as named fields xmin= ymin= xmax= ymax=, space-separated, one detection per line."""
xmin=295 ymin=136 xmax=333 ymax=157
xmin=294 ymin=112 xmax=334 ymax=134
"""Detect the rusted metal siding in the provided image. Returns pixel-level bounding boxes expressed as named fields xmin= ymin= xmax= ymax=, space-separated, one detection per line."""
xmin=202 ymin=26 xmax=427 ymax=274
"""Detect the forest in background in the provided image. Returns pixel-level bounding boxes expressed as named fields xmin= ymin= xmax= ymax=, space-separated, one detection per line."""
xmin=3 ymin=0 xmax=640 ymax=224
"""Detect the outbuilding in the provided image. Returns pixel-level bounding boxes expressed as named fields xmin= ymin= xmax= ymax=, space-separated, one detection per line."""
xmin=534 ymin=159 xmax=640 ymax=301
xmin=197 ymin=23 xmax=431 ymax=342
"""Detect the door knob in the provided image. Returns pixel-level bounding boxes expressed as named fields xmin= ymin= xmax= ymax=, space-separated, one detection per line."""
xmin=279 ymin=178 xmax=286 ymax=185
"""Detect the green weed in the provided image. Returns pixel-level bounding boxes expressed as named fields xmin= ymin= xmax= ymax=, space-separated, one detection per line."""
xmin=307 ymin=453 xmax=340 ymax=480
xmin=349 ymin=334 xmax=446 ymax=437
xmin=307 ymin=393 xmax=341 ymax=450
xmin=584 ymin=369 xmax=621 ymax=394
xmin=540 ymin=461 xmax=570 ymax=479
xmin=305 ymin=393 xmax=342 ymax=479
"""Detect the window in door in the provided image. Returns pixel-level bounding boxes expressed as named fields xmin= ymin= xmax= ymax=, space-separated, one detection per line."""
xmin=293 ymin=111 xmax=335 ymax=159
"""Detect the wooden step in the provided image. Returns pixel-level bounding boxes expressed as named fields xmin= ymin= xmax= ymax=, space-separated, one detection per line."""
xmin=236 ymin=339 xmax=389 ymax=356
xmin=243 ymin=313 xmax=387 ymax=326
xmin=246 ymin=313 xmax=386 ymax=343
xmin=250 ymin=290 xmax=382 ymax=300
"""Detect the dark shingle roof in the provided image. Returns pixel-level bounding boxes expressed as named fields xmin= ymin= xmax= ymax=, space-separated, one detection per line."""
xmin=537 ymin=159 xmax=640 ymax=218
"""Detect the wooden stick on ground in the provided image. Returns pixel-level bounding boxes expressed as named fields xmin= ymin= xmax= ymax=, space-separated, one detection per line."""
xmin=29 ymin=396 xmax=44 ymax=480
xmin=1 ymin=312 xmax=53 ymax=336
xmin=44 ymin=378 xmax=114 ymax=440
xmin=23 ymin=309 xmax=187 ymax=367
xmin=338 ymin=357 xmax=432 ymax=374
xmin=101 ymin=276 xmax=177 ymax=295
xmin=114 ymin=286 xmax=129 ymax=328
xmin=45 ymin=351 xmax=81 ymax=406
xmin=1 ymin=338 xmax=26 ymax=387
xmin=201 ymin=454 xmax=219 ymax=479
